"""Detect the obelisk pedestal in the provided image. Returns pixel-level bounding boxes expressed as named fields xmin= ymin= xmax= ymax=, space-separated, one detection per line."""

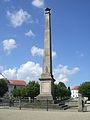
xmin=37 ymin=8 xmax=55 ymax=101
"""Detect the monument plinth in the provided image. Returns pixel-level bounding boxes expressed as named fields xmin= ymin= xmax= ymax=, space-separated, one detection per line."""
xmin=37 ymin=8 xmax=55 ymax=101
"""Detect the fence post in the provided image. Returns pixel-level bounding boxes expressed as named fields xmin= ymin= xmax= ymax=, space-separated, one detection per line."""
xmin=19 ymin=98 xmax=21 ymax=110
xmin=9 ymin=99 xmax=11 ymax=107
xmin=46 ymin=99 xmax=48 ymax=111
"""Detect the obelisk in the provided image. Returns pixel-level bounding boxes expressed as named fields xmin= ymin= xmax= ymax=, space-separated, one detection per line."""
xmin=37 ymin=8 xmax=55 ymax=101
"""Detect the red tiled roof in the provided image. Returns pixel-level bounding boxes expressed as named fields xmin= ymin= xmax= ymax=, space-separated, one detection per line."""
xmin=8 ymin=80 xmax=26 ymax=86
xmin=72 ymin=86 xmax=80 ymax=90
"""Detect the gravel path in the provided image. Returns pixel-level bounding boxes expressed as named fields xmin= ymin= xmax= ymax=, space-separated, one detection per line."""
xmin=0 ymin=109 xmax=90 ymax=120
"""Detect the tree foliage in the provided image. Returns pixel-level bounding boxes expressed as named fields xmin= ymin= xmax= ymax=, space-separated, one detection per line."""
xmin=12 ymin=86 xmax=27 ymax=98
xmin=12 ymin=80 xmax=71 ymax=101
xmin=54 ymin=82 xmax=71 ymax=100
xmin=0 ymin=79 xmax=8 ymax=97
xmin=26 ymin=81 xmax=40 ymax=99
xmin=79 ymin=82 xmax=90 ymax=100
xmin=12 ymin=81 xmax=40 ymax=100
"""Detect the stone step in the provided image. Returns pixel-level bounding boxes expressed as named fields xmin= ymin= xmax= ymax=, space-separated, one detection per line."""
xmin=22 ymin=102 xmax=69 ymax=110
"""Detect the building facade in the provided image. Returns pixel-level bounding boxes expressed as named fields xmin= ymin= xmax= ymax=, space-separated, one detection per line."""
xmin=7 ymin=80 xmax=26 ymax=97
xmin=71 ymin=86 xmax=80 ymax=98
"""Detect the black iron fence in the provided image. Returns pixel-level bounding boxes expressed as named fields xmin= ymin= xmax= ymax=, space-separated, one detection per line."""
xmin=0 ymin=97 xmax=67 ymax=111
xmin=1 ymin=98 xmax=90 ymax=112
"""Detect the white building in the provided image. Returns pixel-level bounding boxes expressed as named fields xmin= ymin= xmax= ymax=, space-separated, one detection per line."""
xmin=71 ymin=86 xmax=80 ymax=98
xmin=0 ymin=74 xmax=26 ymax=97
xmin=7 ymin=80 xmax=26 ymax=97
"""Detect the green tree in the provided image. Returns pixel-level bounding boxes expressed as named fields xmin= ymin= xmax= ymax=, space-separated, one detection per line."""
xmin=12 ymin=88 xmax=20 ymax=97
xmin=12 ymin=86 xmax=27 ymax=98
xmin=54 ymin=84 xmax=59 ymax=99
xmin=58 ymin=82 xmax=67 ymax=88
xmin=0 ymin=79 xmax=8 ymax=97
xmin=79 ymin=82 xmax=90 ymax=100
xmin=54 ymin=82 xmax=71 ymax=100
xmin=26 ymin=81 xmax=40 ymax=101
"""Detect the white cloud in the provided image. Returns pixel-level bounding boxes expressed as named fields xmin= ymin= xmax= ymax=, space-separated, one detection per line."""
xmin=1 ymin=61 xmax=80 ymax=84
xmin=54 ymin=64 xmax=80 ymax=84
xmin=3 ymin=68 xmax=17 ymax=79
xmin=31 ymin=46 xmax=43 ymax=56
xmin=7 ymin=9 xmax=32 ymax=27
xmin=25 ymin=30 xmax=35 ymax=37
xmin=2 ymin=61 xmax=42 ymax=82
xmin=2 ymin=39 xmax=17 ymax=54
xmin=52 ymin=51 xmax=57 ymax=59
xmin=17 ymin=61 xmax=42 ymax=81
xmin=32 ymin=0 xmax=44 ymax=8
xmin=31 ymin=46 xmax=57 ymax=58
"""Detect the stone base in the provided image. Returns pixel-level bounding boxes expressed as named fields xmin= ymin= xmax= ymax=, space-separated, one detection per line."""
xmin=37 ymin=73 xmax=55 ymax=102
xmin=23 ymin=100 xmax=62 ymax=110
xmin=37 ymin=94 xmax=53 ymax=101
xmin=37 ymin=95 xmax=54 ymax=105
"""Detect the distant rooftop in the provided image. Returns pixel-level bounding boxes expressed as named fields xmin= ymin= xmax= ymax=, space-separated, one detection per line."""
xmin=71 ymin=86 xmax=80 ymax=90
xmin=8 ymin=80 xmax=26 ymax=86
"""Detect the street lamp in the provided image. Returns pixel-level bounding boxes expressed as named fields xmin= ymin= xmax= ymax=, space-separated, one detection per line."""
xmin=0 ymin=73 xmax=7 ymax=80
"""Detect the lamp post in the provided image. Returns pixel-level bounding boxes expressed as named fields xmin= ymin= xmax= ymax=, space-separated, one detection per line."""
xmin=0 ymin=73 xmax=7 ymax=80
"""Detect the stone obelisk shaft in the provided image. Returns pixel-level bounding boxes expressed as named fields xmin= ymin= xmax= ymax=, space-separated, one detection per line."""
xmin=37 ymin=8 xmax=55 ymax=101
xmin=43 ymin=8 xmax=52 ymax=76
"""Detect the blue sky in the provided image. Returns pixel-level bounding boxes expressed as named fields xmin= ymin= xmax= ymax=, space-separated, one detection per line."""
xmin=0 ymin=0 xmax=90 ymax=87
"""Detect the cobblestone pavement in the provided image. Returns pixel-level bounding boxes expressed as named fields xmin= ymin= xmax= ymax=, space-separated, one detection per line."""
xmin=0 ymin=109 xmax=90 ymax=120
